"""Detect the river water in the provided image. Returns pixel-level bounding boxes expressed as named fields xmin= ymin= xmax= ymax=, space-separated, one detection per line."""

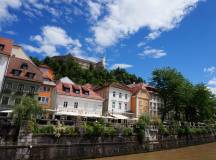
xmin=97 ymin=142 xmax=216 ymax=160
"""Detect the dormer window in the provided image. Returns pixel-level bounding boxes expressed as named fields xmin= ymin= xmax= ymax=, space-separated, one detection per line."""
xmin=73 ymin=85 xmax=80 ymax=94
xmin=82 ymin=87 xmax=89 ymax=96
xmin=26 ymin=72 xmax=35 ymax=79
xmin=12 ymin=69 xmax=21 ymax=76
xmin=43 ymin=78 xmax=51 ymax=82
xmin=63 ymin=84 xmax=70 ymax=93
xmin=20 ymin=63 xmax=28 ymax=69
xmin=63 ymin=86 xmax=70 ymax=93
xmin=74 ymin=89 xmax=80 ymax=94
xmin=0 ymin=44 xmax=5 ymax=51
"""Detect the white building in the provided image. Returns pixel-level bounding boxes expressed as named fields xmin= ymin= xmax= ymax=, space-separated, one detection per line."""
xmin=53 ymin=77 xmax=104 ymax=118
xmin=95 ymin=83 xmax=132 ymax=119
xmin=0 ymin=37 xmax=13 ymax=93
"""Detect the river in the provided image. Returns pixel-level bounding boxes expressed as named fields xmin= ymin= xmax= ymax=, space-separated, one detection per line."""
xmin=96 ymin=142 xmax=216 ymax=160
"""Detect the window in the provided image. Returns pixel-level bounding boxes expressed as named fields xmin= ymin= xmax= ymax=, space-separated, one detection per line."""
xmin=15 ymin=98 xmax=21 ymax=105
xmin=1 ymin=96 xmax=9 ymax=105
xmin=113 ymin=91 xmax=116 ymax=97
xmin=29 ymin=86 xmax=35 ymax=93
xmin=41 ymin=86 xmax=50 ymax=92
xmin=74 ymin=89 xmax=80 ymax=94
xmin=119 ymin=93 xmax=122 ymax=98
xmin=125 ymin=103 xmax=127 ymax=110
xmin=119 ymin=102 xmax=122 ymax=109
xmin=74 ymin=102 xmax=78 ymax=108
xmin=18 ymin=84 xmax=24 ymax=92
xmin=83 ymin=90 xmax=89 ymax=95
xmin=112 ymin=101 xmax=115 ymax=108
xmin=0 ymin=44 xmax=5 ymax=51
xmin=63 ymin=87 xmax=70 ymax=93
xmin=43 ymin=78 xmax=51 ymax=82
xmin=12 ymin=69 xmax=21 ymax=76
xmin=20 ymin=63 xmax=28 ymax=69
xmin=5 ymin=82 xmax=12 ymax=89
xmin=63 ymin=102 xmax=68 ymax=108
xmin=26 ymin=72 xmax=35 ymax=79
xmin=125 ymin=94 xmax=128 ymax=99
xmin=38 ymin=97 xmax=49 ymax=104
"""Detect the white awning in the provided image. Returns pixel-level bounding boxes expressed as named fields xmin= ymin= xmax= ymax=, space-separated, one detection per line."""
xmin=0 ymin=110 xmax=13 ymax=113
xmin=44 ymin=109 xmax=57 ymax=112
xmin=55 ymin=111 xmax=79 ymax=116
xmin=111 ymin=114 xmax=129 ymax=120
xmin=81 ymin=113 xmax=102 ymax=118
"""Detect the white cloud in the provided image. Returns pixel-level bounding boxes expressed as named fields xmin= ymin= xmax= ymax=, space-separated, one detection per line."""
xmin=207 ymin=77 xmax=216 ymax=86
xmin=5 ymin=30 xmax=16 ymax=35
xmin=146 ymin=31 xmax=161 ymax=40
xmin=92 ymin=0 xmax=201 ymax=48
xmin=138 ymin=46 xmax=167 ymax=58
xmin=207 ymin=77 xmax=216 ymax=95
xmin=24 ymin=25 xmax=82 ymax=57
xmin=88 ymin=1 xmax=101 ymax=21
xmin=137 ymin=42 xmax=146 ymax=48
xmin=110 ymin=63 xmax=133 ymax=70
xmin=204 ymin=66 xmax=216 ymax=74
xmin=23 ymin=25 xmax=99 ymax=62
xmin=0 ymin=0 xmax=22 ymax=29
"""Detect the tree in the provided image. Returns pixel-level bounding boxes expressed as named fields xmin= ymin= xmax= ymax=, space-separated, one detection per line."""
xmin=151 ymin=67 xmax=186 ymax=121
xmin=30 ymin=56 xmax=42 ymax=66
xmin=136 ymin=114 xmax=150 ymax=142
xmin=12 ymin=97 xmax=43 ymax=129
xmin=32 ymin=56 xmax=144 ymax=86
xmin=152 ymin=67 xmax=216 ymax=123
xmin=191 ymin=84 xmax=216 ymax=122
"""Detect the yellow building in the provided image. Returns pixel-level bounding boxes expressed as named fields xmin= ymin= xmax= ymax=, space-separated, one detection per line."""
xmin=128 ymin=83 xmax=150 ymax=118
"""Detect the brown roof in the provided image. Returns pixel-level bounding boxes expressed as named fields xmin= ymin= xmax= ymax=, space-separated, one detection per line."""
xmin=6 ymin=56 xmax=43 ymax=83
xmin=128 ymin=83 xmax=150 ymax=95
xmin=94 ymin=82 xmax=131 ymax=92
xmin=55 ymin=81 xmax=104 ymax=101
xmin=0 ymin=37 xmax=13 ymax=56
xmin=39 ymin=64 xmax=51 ymax=69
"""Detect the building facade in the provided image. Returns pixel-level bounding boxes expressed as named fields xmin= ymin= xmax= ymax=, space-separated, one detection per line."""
xmin=0 ymin=49 xmax=43 ymax=111
xmin=38 ymin=65 xmax=56 ymax=110
xmin=95 ymin=83 xmax=132 ymax=119
xmin=53 ymin=77 xmax=104 ymax=118
xmin=0 ymin=37 xmax=13 ymax=93
xmin=145 ymin=85 xmax=163 ymax=118
xmin=128 ymin=83 xmax=150 ymax=118
xmin=52 ymin=54 xmax=105 ymax=69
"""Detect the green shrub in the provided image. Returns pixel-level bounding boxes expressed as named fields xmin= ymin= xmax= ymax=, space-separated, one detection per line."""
xmin=64 ymin=126 xmax=77 ymax=136
xmin=159 ymin=123 xmax=169 ymax=135
xmin=93 ymin=123 xmax=105 ymax=136
xmin=177 ymin=128 xmax=185 ymax=136
xmin=104 ymin=127 xmax=116 ymax=136
xmin=82 ymin=123 xmax=94 ymax=137
xmin=123 ymin=128 xmax=133 ymax=136
xmin=39 ymin=124 xmax=55 ymax=134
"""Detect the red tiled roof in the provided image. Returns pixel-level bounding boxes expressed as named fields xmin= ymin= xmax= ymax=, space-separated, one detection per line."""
xmin=94 ymin=82 xmax=131 ymax=92
xmin=6 ymin=56 xmax=43 ymax=83
xmin=39 ymin=64 xmax=51 ymax=69
xmin=55 ymin=81 xmax=104 ymax=101
xmin=128 ymin=83 xmax=157 ymax=95
xmin=0 ymin=37 xmax=13 ymax=56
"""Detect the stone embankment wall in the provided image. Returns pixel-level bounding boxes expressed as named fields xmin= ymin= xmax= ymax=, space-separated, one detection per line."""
xmin=0 ymin=134 xmax=216 ymax=160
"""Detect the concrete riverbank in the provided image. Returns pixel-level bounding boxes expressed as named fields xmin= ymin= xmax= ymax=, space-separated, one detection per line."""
xmin=0 ymin=134 xmax=216 ymax=160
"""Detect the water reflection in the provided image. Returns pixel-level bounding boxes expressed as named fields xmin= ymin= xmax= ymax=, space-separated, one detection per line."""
xmin=97 ymin=142 xmax=216 ymax=160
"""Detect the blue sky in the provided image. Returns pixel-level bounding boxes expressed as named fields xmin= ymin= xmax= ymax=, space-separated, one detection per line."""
xmin=1 ymin=0 xmax=216 ymax=93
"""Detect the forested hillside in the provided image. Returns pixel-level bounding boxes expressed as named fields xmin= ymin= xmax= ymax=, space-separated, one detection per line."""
xmin=31 ymin=56 xmax=144 ymax=86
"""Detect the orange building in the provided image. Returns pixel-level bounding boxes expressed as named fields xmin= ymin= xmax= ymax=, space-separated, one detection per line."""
xmin=38 ymin=65 xmax=56 ymax=110
xmin=128 ymin=83 xmax=150 ymax=118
